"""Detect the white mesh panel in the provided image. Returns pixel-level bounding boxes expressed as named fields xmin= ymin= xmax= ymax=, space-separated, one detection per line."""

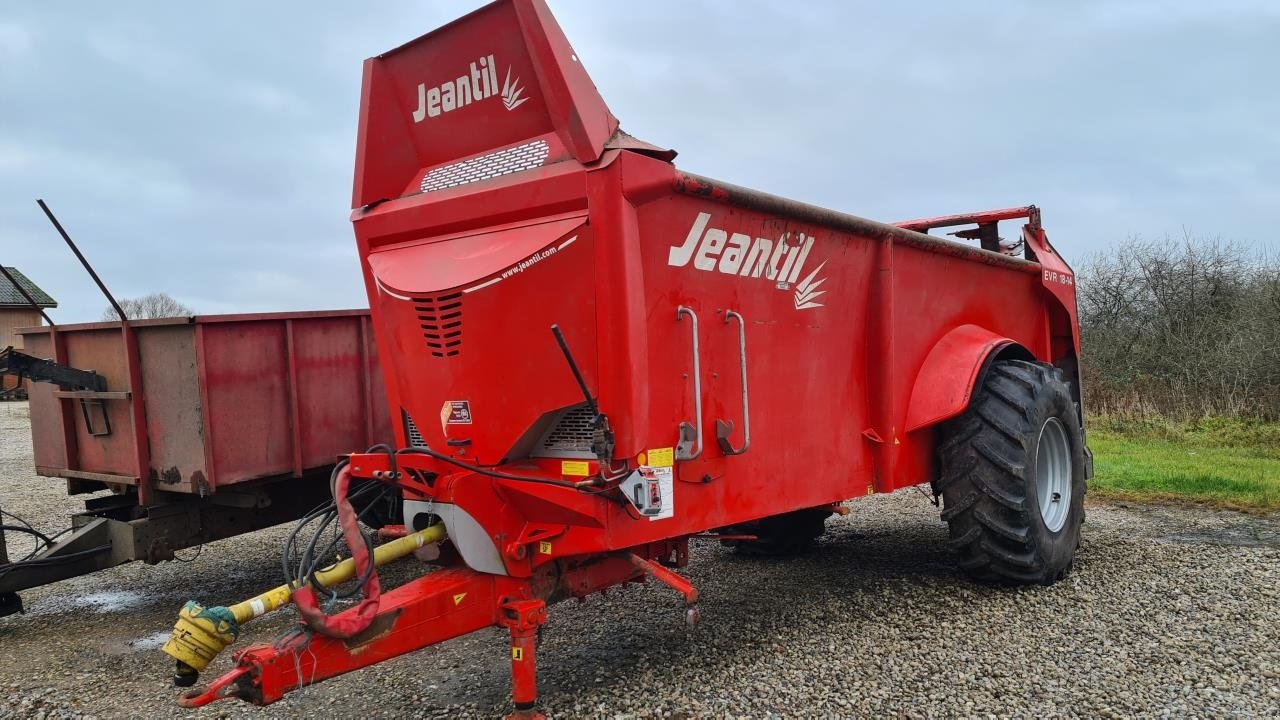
xmin=420 ymin=140 xmax=550 ymax=193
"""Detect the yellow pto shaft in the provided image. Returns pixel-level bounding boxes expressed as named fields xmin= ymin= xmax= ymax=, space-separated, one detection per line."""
xmin=163 ymin=524 xmax=445 ymax=685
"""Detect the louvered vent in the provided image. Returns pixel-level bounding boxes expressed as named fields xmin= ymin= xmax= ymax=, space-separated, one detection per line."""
xmin=534 ymin=404 xmax=596 ymax=458
xmin=419 ymin=140 xmax=550 ymax=194
xmin=414 ymin=292 xmax=463 ymax=358
xmin=403 ymin=409 xmax=426 ymax=447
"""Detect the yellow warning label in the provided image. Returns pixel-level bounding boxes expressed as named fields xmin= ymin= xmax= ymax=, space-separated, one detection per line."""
xmin=538 ymin=541 xmax=553 ymax=555
xmin=453 ymin=593 xmax=466 ymax=606
xmin=561 ymin=460 xmax=590 ymax=477
xmin=866 ymin=484 xmax=874 ymax=495
xmin=512 ymin=647 xmax=524 ymax=661
xmin=646 ymin=447 xmax=675 ymax=467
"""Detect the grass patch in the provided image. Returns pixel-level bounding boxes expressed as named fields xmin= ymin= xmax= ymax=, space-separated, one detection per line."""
xmin=1088 ymin=415 xmax=1280 ymax=511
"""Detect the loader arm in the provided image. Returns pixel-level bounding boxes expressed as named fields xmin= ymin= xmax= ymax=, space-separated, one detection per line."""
xmin=0 ymin=346 xmax=106 ymax=392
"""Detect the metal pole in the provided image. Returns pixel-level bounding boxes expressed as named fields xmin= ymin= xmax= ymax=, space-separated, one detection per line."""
xmin=0 ymin=264 xmax=56 ymax=327
xmin=36 ymin=199 xmax=129 ymax=322
xmin=36 ymin=199 xmax=152 ymax=503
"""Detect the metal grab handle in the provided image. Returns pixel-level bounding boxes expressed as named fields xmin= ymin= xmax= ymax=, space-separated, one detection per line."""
xmin=715 ymin=310 xmax=751 ymax=456
xmin=675 ymin=306 xmax=702 ymax=460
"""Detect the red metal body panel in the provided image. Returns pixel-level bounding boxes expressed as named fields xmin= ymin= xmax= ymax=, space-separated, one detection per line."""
xmin=346 ymin=0 xmax=1081 ymax=569
xmin=19 ymin=311 xmax=390 ymax=497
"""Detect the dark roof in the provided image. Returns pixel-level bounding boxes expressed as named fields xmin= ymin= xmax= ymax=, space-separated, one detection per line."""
xmin=1 ymin=267 xmax=57 ymax=308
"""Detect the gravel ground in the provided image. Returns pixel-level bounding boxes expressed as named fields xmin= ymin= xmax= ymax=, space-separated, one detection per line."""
xmin=2 ymin=400 xmax=1279 ymax=719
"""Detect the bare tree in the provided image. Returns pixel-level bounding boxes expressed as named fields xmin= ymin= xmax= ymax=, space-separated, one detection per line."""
xmin=1078 ymin=232 xmax=1280 ymax=419
xmin=102 ymin=293 xmax=195 ymax=321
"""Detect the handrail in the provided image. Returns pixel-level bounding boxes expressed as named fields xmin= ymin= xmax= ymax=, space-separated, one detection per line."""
xmin=715 ymin=310 xmax=750 ymax=456
xmin=675 ymin=306 xmax=702 ymax=460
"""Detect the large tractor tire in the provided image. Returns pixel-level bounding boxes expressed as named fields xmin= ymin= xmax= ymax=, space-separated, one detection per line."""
xmin=936 ymin=359 xmax=1086 ymax=585
xmin=729 ymin=507 xmax=832 ymax=557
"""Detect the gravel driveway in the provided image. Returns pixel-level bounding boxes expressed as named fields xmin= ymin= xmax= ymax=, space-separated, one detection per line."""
xmin=2 ymin=400 xmax=1278 ymax=718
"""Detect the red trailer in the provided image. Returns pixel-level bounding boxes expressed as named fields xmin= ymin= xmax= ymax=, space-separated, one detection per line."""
xmin=0 ymin=311 xmax=390 ymax=613
xmin=168 ymin=1 xmax=1090 ymax=716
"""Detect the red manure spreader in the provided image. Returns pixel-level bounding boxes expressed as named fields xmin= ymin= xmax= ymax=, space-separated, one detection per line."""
xmin=164 ymin=1 xmax=1091 ymax=716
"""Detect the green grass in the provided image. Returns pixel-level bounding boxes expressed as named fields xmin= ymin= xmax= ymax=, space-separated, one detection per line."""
xmin=1088 ymin=415 xmax=1280 ymax=511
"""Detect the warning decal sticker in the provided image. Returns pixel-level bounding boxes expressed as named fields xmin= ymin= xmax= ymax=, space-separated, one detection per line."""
xmin=440 ymin=400 xmax=472 ymax=426
xmin=560 ymin=460 xmax=590 ymax=477
xmin=646 ymin=447 xmax=675 ymax=468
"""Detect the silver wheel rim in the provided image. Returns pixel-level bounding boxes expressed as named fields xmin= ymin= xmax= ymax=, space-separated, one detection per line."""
xmin=1036 ymin=417 xmax=1072 ymax=533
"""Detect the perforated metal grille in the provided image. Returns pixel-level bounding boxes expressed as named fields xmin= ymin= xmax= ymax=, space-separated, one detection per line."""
xmin=536 ymin=404 xmax=596 ymax=457
xmin=414 ymin=292 xmax=463 ymax=358
xmin=420 ymin=140 xmax=550 ymax=193
xmin=403 ymin=410 xmax=425 ymax=447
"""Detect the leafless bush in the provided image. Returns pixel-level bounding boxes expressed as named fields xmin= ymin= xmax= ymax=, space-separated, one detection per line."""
xmin=101 ymin=292 xmax=195 ymax=321
xmin=1078 ymin=232 xmax=1280 ymax=419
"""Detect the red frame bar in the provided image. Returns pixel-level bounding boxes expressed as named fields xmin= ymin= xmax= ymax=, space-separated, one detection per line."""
xmin=178 ymin=553 xmax=657 ymax=710
xmin=49 ymin=327 xmax=80 ymax=475
xmin=193 ymin=323 xmax=218 ymax=489
xmin=120 ymin=323 xmax=153 ymax=504
xmin=357 ymin=314 xmax=375 ymax=449
xmin=893 ymin=206 xmax=1038 ymax=232
xmin=284 ymin=319 xmax=303 ymax=477
xmin=673 ymin=173 xmax=1040 ymax=275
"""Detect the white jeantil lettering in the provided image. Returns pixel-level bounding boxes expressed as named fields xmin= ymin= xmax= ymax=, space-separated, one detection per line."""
xmin=668 ymin=212 xmax=710 ymax=267
xmin=413 ymin=54 xmax=510 ymax=123
xmin=667 ymin=213 xmax=828 ymax=310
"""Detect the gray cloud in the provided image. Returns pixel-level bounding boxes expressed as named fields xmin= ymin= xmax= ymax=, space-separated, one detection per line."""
xmin=2 ymin=1 xmax=1277 ymax=321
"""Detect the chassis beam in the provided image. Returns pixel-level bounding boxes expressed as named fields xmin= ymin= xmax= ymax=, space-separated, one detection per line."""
xmin=179 ymin=552 xmax=660 ymax=716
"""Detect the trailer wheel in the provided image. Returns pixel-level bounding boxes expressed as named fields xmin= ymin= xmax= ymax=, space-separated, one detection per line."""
xmin=936 ymin=359 xmax=1085 ymax=585
xmin=730 ymin=507 xmax=832 ymax=557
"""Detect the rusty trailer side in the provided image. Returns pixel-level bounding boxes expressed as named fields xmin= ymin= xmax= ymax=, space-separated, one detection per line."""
xmin=19 ymin=310 xmax=389 ymax=496
xmin=0 ymin=310 xmax=391 ymax=612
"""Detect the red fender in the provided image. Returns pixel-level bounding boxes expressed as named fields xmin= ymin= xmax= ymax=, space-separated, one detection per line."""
xmin=904 ymin=324 xmax=1027 ymax=433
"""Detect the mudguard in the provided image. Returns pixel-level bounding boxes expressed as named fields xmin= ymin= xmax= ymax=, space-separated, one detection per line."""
xmin=904 ymin=324 xmax=1026 ymax=433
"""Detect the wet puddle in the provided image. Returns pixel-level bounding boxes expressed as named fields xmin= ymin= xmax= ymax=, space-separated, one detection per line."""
xmin=98 ymin=630 xmax=172 ymax=656
xmin=24 ymin=589 xmax=154 ymax=617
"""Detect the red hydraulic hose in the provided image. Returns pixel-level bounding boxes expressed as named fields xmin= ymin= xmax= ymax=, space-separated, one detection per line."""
xmin=292 ymin=465 xmax=381 ymax=638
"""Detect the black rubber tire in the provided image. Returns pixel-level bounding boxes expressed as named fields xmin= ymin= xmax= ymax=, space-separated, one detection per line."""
xmin=936 ymin=359 xmax=1086 ymax=585
xmin=730 ymin=507 xmax=832 ymax=557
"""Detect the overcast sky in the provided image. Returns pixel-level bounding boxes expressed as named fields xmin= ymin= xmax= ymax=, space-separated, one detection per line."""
xmin=2 ymin=1 xmax=1277 ymax=322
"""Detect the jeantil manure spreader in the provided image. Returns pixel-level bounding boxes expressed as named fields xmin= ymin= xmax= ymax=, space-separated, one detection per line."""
xmin=154 ymin=1 xmax=1092 ymax=716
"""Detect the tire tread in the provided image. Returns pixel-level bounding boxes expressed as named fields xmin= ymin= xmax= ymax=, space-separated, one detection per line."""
xmin=936 ymin=358 xmax=1086 ymax=586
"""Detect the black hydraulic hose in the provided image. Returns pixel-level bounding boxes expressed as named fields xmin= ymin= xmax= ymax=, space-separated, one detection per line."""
xmin=1 ymin=510 xmax=51 ymax=542
xmin=396 ymin=446 xmax=584 ymax=489
xmin=0 ymin=524 xmax=53 ymax=563
xmin=0 ymin=544 xmax=112 ymax=578
xmin=308 ymin=486 xmax=394 ymax=577
xmin=1 ymin=509 xmax=61 ymax=562
xmin=281 ymin=460 xmax=349 ymax=591
xmin=277 ymin=441 xmax=615 ymax=603
xmin=300 ymin=490 xmax=389 ymax=599
xmin=280 ymin=479 xmax=378 ymax=586
xmin=0 ymin=524 xmax=52 ymax=548
xmin=281 ymin=447 xmax=399 ymax=599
